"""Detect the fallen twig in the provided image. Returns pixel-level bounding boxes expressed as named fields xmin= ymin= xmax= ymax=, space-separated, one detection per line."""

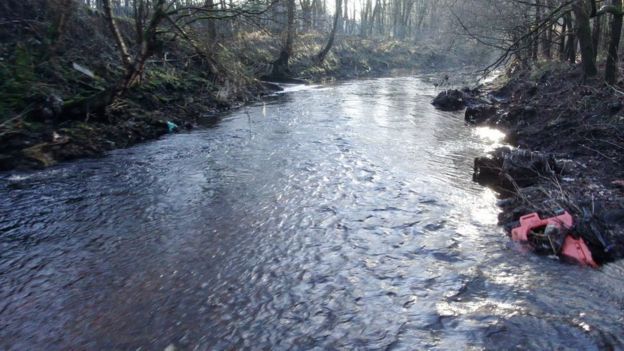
xmin=588 ymin=137 xmax=624 ymax=150
xmin=0 ymin=104 xmax=34 ymax=129
xmin=0 ymin=19 xmax=42 ymax=26
xmin=580 ymin=144 xmax=618 ymax=163
xmin=606 ymin=82 xmax=624 ymax=96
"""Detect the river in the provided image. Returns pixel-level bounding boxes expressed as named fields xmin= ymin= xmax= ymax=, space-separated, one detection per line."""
xmin=1 ymin=77 xmax=623 ymax=350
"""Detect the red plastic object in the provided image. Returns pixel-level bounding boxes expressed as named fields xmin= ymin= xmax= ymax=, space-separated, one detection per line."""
xmin=511 ymin=211 xmax=598 ymax=267
xmin=561 ymin=236 xmax=599 ymax=268
xmin=511 ymin=212 xmax=573 ymax=242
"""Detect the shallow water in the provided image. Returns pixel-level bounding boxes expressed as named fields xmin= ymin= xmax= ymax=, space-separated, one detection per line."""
xmin=1 ymin=77 xmax=623 ymax=350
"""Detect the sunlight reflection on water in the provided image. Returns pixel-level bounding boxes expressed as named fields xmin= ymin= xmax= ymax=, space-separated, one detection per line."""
xmin=474 ymin=126 xmax=507 ymax=152
xmin=1 ymin=76 xmax=623 ymax=351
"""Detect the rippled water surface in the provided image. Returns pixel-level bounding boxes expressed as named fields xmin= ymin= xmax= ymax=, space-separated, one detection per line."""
xmin=1 ymin=77 xmax=623 ymax=350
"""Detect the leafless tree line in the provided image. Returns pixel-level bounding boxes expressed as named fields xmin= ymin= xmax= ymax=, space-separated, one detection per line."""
xmin=39 ymin=0 xmax=623 ymax=102
xmin=452 ymin=0 xmax=623 ymax=83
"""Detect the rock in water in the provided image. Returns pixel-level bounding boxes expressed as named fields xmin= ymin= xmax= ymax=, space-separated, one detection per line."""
xmin=431 ymin=89 xmax=466 ymax=111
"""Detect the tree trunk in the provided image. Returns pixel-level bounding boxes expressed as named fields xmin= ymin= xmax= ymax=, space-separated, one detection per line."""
xmin=311 ymin=0 xmax=319 ymax=30
xmin=592 ymin=10 xmax=602 ymax=61
xmin=317 ymin=0 xmax=342 ymax=63
xmin=398 ymin=0 xmax=414 ymax=40
xmin=378 ymin=0 xmax=384 ymax=35
xmin=343 ymin=0 xmax=348 ymax=33
xmin=102 ymin=0 xmax=132 ymax=67
xmin=533 ymin=0 xmax=541 ymax=61
xmin=370 ymin=0 xmax=380 ymax=36
xmin=271 ymin=0 xmax=296 ymax=79
xmin=205 ymin=0 xmax=217 ymax=43
xmin=48 ymin=0 xmax=74 ymax=54
xmin=360 ymin=0 xmax=371 ymax=37
xmin=301 ymin=0 xmax=312 ymax=30
xmin=544 ymin=23 xmax=553 ymax=59
xmin=564 ymin=12 xmax=577 ymax=63
xmin=559 ymin=17 xmax=567 ymax=60
xmin=543 ymin=0 xmax=553 ymax=59
xmin=121 ymin=0 xmax=166 ymax=91
xmin=573 ymin=0 xmax=598 ymax=76
xmin=103 ymin=0 xmax=166 ymax=95
xmin=606 ymin=0 xmax=623 ymax=83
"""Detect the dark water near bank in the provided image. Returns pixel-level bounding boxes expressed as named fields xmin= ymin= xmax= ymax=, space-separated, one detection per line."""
xmin=1 ymin=77 xmax=623 ymax=350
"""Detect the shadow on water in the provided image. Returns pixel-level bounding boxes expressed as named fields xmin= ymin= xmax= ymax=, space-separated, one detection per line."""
xmin=1 ymin=76 xmax=623 ymax=350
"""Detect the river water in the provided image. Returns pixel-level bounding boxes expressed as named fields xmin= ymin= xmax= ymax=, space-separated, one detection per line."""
xmin=1 ymin=77 xmax=623 ymax=350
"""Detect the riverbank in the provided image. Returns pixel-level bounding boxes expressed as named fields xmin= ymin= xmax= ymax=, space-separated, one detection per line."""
xmin=469 ymin=62 xmax=624 ymax=264
xmin=0 ymin=1 xmax=491 ymax=172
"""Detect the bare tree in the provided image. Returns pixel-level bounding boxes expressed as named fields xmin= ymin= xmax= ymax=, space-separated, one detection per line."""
xmin=271 ymin=0 xmax=296 ymax=79
xmin=317 ymin=0 xmax=342 ymax=63
xmin=573 ymin=0 xmax=598 ymax=76
xmin=602 ymin=0 xmax=623 ymax=83
xmin=103 ymin=0 xmax=168 ymax=94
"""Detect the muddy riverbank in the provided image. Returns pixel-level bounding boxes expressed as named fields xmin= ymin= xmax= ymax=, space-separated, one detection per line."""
xmin=467 ymin=63 xmax=624 ymax=264
xmin=0 ymin=63 xmax=476 ymax=172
